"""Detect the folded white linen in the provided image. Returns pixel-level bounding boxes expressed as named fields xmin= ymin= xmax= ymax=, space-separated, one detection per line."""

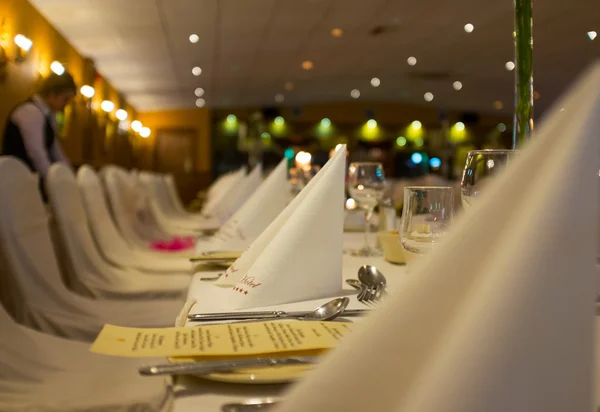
xmin=276 ymin=62 xmax=600 ymax=412
xmin=0 ymin=158 xmax=187 ymax=341
xmin=213 ymin=146 xmax=346 ymax=309
xmin=195 ymin=158 xmax=291 ymax=252
xmin=77 ymin=166 xmax=194 ymax=274
xmin=46 ymin=164 xmax=190 ymax=299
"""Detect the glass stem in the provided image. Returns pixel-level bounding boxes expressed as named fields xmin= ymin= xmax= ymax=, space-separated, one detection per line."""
xmin=364 ymin=208 xmax=373 ymax=250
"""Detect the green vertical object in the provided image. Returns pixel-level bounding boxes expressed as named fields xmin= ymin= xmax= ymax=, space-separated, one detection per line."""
xmin=513 ymin=0 xmax=533 ymax=148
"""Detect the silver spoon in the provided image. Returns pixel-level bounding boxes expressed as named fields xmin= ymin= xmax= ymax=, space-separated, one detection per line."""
xmin=357 ymin=265 xmax=386 ymax=301
xmin=192 ymin=297 xmax=351 ymax=324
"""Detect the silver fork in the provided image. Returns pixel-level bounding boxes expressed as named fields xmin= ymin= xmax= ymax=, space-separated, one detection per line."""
xmin=359 ymin=284 xmax=385 ymax=305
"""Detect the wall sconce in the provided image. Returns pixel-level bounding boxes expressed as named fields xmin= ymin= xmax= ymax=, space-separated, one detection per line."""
xmin=101 ymin=100 xmax=114 ymax=113
xmin=115 ymin=109 xmax=128 ymax=121
xmin=14 ymin=34 xmax=33 ymax=62
xmin=50 ymin=61 xmax=65 ymax=75
xmin=131 ymin=120 xmax=142 ymax=132
xmin=80 ymin=85 xmax=95 ymax=99
xmin=140 ymin=127 xmax=151 ymax=139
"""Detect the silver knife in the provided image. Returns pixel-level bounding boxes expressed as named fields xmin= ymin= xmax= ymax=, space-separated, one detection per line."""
xmin=188 ymin=308 xmax=369 ymax=321
xmin=139 ymin=356 xmax=320 ymax=376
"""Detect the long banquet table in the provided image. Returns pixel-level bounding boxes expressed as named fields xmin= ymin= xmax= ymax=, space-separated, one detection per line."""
xmin=171 ymin=232 xmax=408 ymax=411
xmin=171 ymin=233 xmax=600 ymax=411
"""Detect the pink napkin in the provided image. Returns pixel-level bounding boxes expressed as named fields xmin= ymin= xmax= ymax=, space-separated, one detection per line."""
xmin=149 ymin=236 xmax=195 ymax=251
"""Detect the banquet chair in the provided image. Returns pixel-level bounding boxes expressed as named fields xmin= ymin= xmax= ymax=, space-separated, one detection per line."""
xmin=0 ymin=303 xmax=173 ymax=411
xmin=101 ymin=165 xmax=171 ymax=248
xmin=76 ymin=166 xmax=194 ymax=273
xmin=138 ymin=172 xmax=218 ymax=234
xmin=45 ymin=164 xmax=190 ymax=300
xmin=137 ymin=172 xmax=209 ymax=235
xmin=0 ymin=157 xmax=184 ymax=341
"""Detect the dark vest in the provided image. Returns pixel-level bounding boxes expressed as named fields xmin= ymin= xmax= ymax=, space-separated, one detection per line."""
xmin=1 ymin=98 xmax=56 ymax=172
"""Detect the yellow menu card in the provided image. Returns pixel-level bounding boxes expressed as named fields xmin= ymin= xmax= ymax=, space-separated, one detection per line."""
xmin=90 ymin=321 xmax=352 ymax=358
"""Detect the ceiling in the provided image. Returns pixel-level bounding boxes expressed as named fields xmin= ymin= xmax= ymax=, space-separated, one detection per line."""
xmin=30 ymin=0 xmax=599 ymax=114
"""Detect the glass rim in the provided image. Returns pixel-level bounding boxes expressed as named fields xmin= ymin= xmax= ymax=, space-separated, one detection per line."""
xmin=404 ymin=185 xmax=454 ymax=190
xmin=467 ymin=149 xmax=518 ymax=155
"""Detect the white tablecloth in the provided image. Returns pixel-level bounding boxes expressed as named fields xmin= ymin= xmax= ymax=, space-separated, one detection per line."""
xmin=171 ymin=233 xmax=600 ymax=411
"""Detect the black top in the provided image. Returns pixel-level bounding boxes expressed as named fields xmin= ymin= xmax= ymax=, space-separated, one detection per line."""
xmin=1 ymin=98 xmax=56 ymax=172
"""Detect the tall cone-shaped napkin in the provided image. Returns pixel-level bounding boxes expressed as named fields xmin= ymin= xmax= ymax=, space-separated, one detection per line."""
xmin=211 ymin=164 xmax=262 ymax=224
xmin=197 ymin=158 xmax=290 ymax=251
xmin=276 ymin=63 xmax=600 ymax=412
xmin=215 ymin=146 xmax=347 ymax=309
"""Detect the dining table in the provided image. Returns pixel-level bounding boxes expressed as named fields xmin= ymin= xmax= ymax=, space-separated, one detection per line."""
xmin=170 ymin=231 xmax=407 ymax=411
xmin=169 ymin=232 xmax=600 ymax=411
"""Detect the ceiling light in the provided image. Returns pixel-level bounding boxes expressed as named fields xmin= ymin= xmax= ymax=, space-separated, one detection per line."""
xmin=350 ymin=89 xmax=360 ymax=99
xmin=80 ymin=85 xmax=95 ymax=98
xmin=407 ymin=56 xmax=417 ymax=66
xmin=189 ymin=34 xmax=199 ymax=43
xmin=115 ymin=109 xmax=128 ymax=121
xmin=101 ymin=100 xmax=114 ymax=113
xmin=14 ymin=34 xmax=33 ymax=52
xmin=424 ymin=92 xmax=434 ymax=102
xmin=275 ymin=93 xmax=284 ymax=103
xmin=226 ymin=114 xmax=237 ymax=123
xmin=195 ymin=98 xmax=206 ymax=107
xmin=261 ymin=132 xmax=271 ymax=139
xmin=320 ymin=118 xmax=331 ymax=128
xmin=284 ymin=82 xmax=294 ymax=91
xmin=497 ymin=123 xmax=507 ymax=132
xmin=302 ymin=61 xmax=313 ymax=70
xmin=370 ymin=77 xmax=381 ymax=87
xmin=454 ymin=122 xmax=465 ymax=132
xmin=192 ymin=66 xmax=202 ymax=76
xmin=505 ymin=61 xmax=515 ymax=71
xmin=367 ymin=119 xmax=377 ymax=129
xmin=331 ymin=28 xmax=343 ymax=37
xmin=274 ymin=116 xmax=285 ymax=126
xmin=396 ymin=136 xmax=407 ymax=147
xmin=194 ymin=87 xmax=204 ymax=97
xmin=494 ymin=101 xmax=504 ymax=110
xmin=464 ymin=23 xmax=474 ymax=33
xmin=50 ymin=61 xmax=65 ymax=75
xmin=453 ymin=81 xmax=463 ymax=91
xmin=140 ymin=127 xmax=151 ymax=138
xmin=588 ymin=31 xmax=597 ymax=41
xmin=131 ymin=121 xmax=142 ymax=132
xmin=411 ymin=120 xmax=422 ymax=130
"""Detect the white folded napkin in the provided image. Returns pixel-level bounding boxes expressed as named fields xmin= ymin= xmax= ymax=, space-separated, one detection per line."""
xmin=276 ymin=63 xmax=600 ymax=412
xmin=209 ymin=164 xmax=263 ymax=224
xmin=196 ymin=158 xmax=290 ymax=251
xmin=201 ymin=167 xmax=247 ymax=217
xmin=214 ymin=145 xmax=347 ymax=309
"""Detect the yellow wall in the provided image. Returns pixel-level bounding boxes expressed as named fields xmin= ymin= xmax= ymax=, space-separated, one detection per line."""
xmin=0 ymin=0 xmax=139 ymax=167
xmin=138 ymin=109 xmax=212 ymax=173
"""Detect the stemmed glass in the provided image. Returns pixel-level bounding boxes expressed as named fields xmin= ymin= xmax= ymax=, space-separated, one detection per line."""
xmin=347 ymin=162 xmax=386 ymax=256
xmin=399 ymin=186 xmax=455 ymax=263
xmin=461 ymin=150 xmax=517 ymax=209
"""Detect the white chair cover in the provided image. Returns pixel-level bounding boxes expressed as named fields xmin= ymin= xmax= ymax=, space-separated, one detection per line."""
xmin=102 ymin=165 xmax=169 ymax=248
xmin=76 ymin=166 xmax=192 ymax=273
xmin=138 ymin=172 xmax=218 ymax=234
xmin=0 ymin=304 xmax=173 ymax=411
xmin=45 ymin=164 xmax=190 ymax=300
xmin=276 ymin=63 xmax=600 ymax=412
xmin=201 ymin=167 xmax=247 ymax=217
xmin=0 ymin=157 xmax=183 ymax=341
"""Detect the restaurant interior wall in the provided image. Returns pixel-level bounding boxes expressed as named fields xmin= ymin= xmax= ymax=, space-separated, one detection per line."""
xmin=0 ymin=0 xmax=141 ymax=170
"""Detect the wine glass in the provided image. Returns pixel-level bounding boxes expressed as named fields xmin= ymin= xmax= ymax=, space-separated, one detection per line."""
xmin=461 ymin=150 xmax=517 ymax=209
xmin=399 ymin=186 xmax=455 ymax=263
xmin=347 ymin=162 xmax=386 ymax=256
